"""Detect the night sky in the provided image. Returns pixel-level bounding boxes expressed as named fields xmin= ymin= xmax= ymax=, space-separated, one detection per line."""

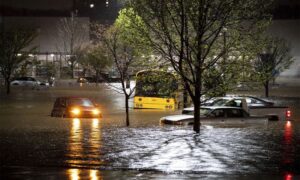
xmin=1 ymin=0 xmax=73 ymax=10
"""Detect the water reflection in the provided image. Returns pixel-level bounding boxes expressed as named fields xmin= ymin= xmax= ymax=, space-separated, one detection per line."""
xmin=90 ymin=169 xmax=100 ymax=180
xmin=68 ymin=169 xmax=80 ymax=180
xmin=285 ymin=173 xmax=293 ymax=180
xmin=66 ymin=118 xmax=103 ymax=169
xmin=283 ymin=121 xmax=294 ymax=167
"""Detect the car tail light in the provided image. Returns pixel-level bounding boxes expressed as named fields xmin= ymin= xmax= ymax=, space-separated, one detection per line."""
xmin=286 ymin=110 xmax=291 ymax=118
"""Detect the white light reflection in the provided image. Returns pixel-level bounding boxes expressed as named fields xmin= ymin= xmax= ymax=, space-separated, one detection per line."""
xmin=68 ymin=169 xmax=80 ymax=180
xmin=90 ymin=170 xmax=99 ymax=180
xmin=92 ymin=118 xmax=99 ymax=128
xmin=72 ymin=118 xmax=80 ymax=132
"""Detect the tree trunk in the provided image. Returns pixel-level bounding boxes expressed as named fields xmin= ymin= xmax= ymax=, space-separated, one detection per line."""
xmin=193 ymin=90 xmax=201 ymax=133
xmin=70 ymin=62 xmax=74 ymax=79
xmin=125 ymin=95 xmax=130 ymax=126
xmin=264 ymin=80 xmax=269 ymax=97
xmin=183 ymin=88 xmax=188 ymax=108
xmin=5 ymin=78 xmax=10 ymax=94
xmin=95 ymin=71 xmax=99 ymax=87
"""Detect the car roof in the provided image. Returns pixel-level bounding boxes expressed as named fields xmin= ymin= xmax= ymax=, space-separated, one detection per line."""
xmin=55 ymin=97 xmax=91 ymax=100
xmin=183 ymin=106 xmax=243 ymax=111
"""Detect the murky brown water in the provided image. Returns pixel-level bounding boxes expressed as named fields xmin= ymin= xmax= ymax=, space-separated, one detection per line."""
xmin=1 ymin=84 xmax=300 ymax=179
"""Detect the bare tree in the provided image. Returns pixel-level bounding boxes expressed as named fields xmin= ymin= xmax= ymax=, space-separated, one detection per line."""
xmin=129 ymin=0 xmax=273 ymax=132
xmin=56 ymin=12 xmax=89 ymax=78
xmin=0 ymin=27 xmax=37 ymax=94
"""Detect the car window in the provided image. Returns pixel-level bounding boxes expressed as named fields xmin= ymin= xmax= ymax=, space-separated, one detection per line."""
xmin=68 ymin=98 xmax=94 ymax=107
xmin=211 ymin=99 xmax=230 ymax=106
xmin=225 ymin=109 xmax=244 ymax=117
xmin=225 ymin=100 xmax=241 ymax=107
xmin=210 ymin=109 xmax=225 ymax=117
xmin=28 ymin=77 xmax=35 ymax=81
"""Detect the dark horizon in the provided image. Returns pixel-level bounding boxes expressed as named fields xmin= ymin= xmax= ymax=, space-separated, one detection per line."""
xmin=0 ymin=0 xmax=299 ymax=20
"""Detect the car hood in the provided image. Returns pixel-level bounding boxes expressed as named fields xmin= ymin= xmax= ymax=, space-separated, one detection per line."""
xmin=160 ymin=114 xmax=194 ymax=122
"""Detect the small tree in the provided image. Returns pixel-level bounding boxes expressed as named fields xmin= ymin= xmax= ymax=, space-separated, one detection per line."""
xmin=104 ymin=25 xmax=138 ymax=126
xmin=81 ymin=44 xmax=112 ymax=85
xmin=254 ymin=37 xmax=294 ymax=97
xmin=101 ymin=8 xmax=151 ymax=126
xmin=0 ymin=27 xmax=37 ymax=94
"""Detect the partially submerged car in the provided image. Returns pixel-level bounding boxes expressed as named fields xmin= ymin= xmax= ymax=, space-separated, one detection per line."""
xmin=51 ymin=97 xmax=102 ymax=118
xmin=160 ymin=106 xmax=268 ymax=125
xmin=203 ymin=96 xmax=274 ymax=107
xmin=11 ymin=77 xmax=39 ymax=87
xmin=202 ymin=96 xmax=290 ymax=121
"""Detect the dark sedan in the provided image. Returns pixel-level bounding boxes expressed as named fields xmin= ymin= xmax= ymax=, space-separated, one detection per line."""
xmin=51 ymin=97 xmax=102 ymax=118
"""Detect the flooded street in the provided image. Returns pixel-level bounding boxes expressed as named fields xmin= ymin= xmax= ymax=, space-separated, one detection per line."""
xmin=1 ymin=83 xmax=300 ymax=179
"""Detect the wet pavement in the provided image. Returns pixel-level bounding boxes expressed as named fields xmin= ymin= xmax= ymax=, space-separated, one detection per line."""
xmin=1 ymin=83 xmax=300 ymax=179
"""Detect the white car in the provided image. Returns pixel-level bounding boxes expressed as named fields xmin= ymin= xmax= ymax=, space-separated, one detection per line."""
xmin=11 ymin=77 xmax=39 ymax=87
xmin=160 ymin=106 xmax=268 ymax=125
xmin=203 ymin=96 xmax=274 ymax=107
xmin=11 ymin=77 xmax=50 ymax=87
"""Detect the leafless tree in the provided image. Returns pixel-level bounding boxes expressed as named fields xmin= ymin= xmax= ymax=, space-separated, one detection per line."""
xmin=56 ymin=12 xmax=89 ymax=78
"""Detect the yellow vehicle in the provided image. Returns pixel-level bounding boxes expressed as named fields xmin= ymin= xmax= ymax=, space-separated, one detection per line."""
xmin=134 ymin=70 xmax=179 ymax=110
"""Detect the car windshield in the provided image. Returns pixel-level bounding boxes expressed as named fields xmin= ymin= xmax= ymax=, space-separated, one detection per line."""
xmin=211 ymin=99 xmax=231 ymax=106
xmin=184 ymin=108 xmax=211 ymax=115
xmin=68 ymin=98 xmax=94 ymax=107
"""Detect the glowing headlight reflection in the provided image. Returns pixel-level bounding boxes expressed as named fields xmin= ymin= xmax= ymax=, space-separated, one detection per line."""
xmin=72 ymin=118 xmax=80 ymax=130
xmin=92 ymin=118 xmax=99 ymax=128
xmin=68 ymin=169 xmax=80 ymax=180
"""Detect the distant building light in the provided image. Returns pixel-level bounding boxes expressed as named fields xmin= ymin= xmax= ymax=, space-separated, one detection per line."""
xmin=29 ymin=54 xmax=34 ymax=57
xmin=50 ymin=54 xmax=55 ymax=57
xmin=106 ymin=0 xmax=109 ymax=7
xmin=17 ymin=53 xmax=22 ymax=56
xmin=90 ymin=3 xmax=94 ymax=8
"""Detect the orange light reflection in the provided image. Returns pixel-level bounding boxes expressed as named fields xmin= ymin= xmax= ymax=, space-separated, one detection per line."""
xmin=68 ymin=169 xmax=80 ymax=180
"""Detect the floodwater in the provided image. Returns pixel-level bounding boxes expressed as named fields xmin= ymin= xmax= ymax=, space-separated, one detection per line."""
xmin=1 ymin=83 xmax=300 ymax=179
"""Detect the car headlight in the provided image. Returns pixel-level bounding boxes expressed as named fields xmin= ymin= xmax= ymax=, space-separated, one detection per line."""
xmin=71 ymin=108 xmax=81 ymax=115
xmin=92 ymin=109 xmax=100 ymax=115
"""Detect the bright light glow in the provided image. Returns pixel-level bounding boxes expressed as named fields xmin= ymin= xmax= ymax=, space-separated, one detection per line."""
xmin=286 ymin=120 xmax=291 ymax=128
xmin=92 ymin=109 xmax=100 ymax=115
xmin=68 ymin=169 xmax=80 ymax=180
xmin=17 ymin=53 xmax=22 ymax=56
xmin=92 ymin=119 xmax=99 ymax=128
xmin=71 ymin=108 xmax=81 ymax=115
xmin=90 ymin=170 xmax=98 ymax=180
xmin=105 ymin=0 xmax=109 ymax=7
xmin=285 ymin=173 xmax=293 ymax=180
xmin=50 ymin=54 xmax=55 ymax=57
xmin=90 ymin=3 xmax=94 ymax=8
xmin=29 ymin=54 xmax=34 ymax=57
xmin=72 ymin=118 xmax=80 ymax=129
xmin=286 ymin=110 xmax=291 ymax=118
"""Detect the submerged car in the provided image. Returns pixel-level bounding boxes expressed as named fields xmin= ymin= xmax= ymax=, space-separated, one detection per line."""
xmin=11 ymin=77 xmax=39 ymax=87
xmin=203 ymin=96 xmax=274 ymax=107
xmin=11 ymin=76 xmax=51 ymax=87
xmin=51 ymin=97 xmax=102 ymax=118
xmin=160 ymin=106 xmax=267 ymax=125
